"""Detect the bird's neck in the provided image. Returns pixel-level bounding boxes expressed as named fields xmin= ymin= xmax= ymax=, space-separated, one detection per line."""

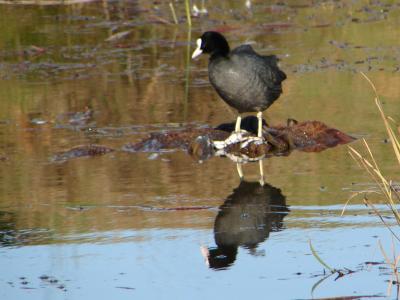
xmin=209 ymin=42 xmax=230 ymax=60
xmin=210 ymin=50 xmax=229 ymax=61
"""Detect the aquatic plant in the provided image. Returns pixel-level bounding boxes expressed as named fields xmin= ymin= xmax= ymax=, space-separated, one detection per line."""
xmin=345 ymin=72 xmax=400 ymax=230
xmin=344 ymin=72 xmax=400 ymax=295
xmin=185 ymin=0 xmax=192 ymax=27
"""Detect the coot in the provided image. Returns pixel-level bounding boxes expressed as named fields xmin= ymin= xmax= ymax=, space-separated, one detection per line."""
xmin=192 ymin=31 xmax=286 ymax=138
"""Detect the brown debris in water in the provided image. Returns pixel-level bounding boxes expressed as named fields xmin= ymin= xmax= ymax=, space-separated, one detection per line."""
xmin=269 ymin=119 xmax=356 ymax=152
xmin=126 ymin=117 xmax=355 ymax=160
xmin=225 ymin=138 xmax=271 ymax=158
xmin=53 ymin=118 xmax=355 ymax=162
xmin=51 ymin=144 xmax=115 ymax=162
xmin=123 ymin=128 xmax=229 ymax=153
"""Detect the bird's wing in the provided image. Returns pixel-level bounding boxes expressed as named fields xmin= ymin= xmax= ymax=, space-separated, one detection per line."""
xmin=231 ymin=46 xmax=286 ymax=88
xmin=262 ymin=55 xmax=287 ymax=84
xmin=230 ymin=44 xmax=257 ymax=55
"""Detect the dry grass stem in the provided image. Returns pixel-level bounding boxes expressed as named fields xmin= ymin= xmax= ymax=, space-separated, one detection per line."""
xmin=345 ymin=72 xmax=400 ymax=228
xmin=185 ymin=0 xmax=192 ymax=27
xmin=345 ymin=72 xmax=400 ymax=297
xmin=169 ymin=3 xmax=179 ymax=24
xmin=379 ymin=239 xmax=400 ymax=297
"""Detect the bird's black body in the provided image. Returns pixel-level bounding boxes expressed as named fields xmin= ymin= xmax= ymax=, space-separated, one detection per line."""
xmin=197 ymin=31 xmax=286 ymax=114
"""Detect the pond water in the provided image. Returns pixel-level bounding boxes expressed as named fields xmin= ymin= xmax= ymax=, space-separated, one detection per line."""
xmin=0 ymin=0 xmax=400 ymax=299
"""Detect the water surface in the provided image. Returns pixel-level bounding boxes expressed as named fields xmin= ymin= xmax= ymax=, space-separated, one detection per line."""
xmin=0 ymin=1 xmax=400 ymax=299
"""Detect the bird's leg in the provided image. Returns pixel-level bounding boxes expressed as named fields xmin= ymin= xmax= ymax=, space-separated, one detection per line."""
xmin=235 ymin=115 xmax=242 ymax=133
xmin=236 ymin=163 xmax=244 ymax=181
xmin=257 ymin=111 xmax=263 ymax=138
xmin=259 ymin=159 xmax=264 ymax=186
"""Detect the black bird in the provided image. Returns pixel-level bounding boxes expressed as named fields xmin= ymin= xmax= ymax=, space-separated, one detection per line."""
xmin=192 ymin=31 xmax=286 ymax=138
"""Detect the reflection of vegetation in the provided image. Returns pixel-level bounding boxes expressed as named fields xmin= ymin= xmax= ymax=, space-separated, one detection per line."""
xmin=183 ymin=28 xmax=191 ymax=121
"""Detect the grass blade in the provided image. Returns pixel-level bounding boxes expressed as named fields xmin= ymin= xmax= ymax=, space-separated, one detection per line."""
xmin=309 ymin=240 xmax=335 ymax=273
xmin=169 ymin=2 xmax=178 ymax=24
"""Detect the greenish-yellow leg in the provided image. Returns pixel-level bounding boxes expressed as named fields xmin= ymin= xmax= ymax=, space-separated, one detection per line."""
xmin=257 ymin=111 xmax=263 ymax=138
xmin=235 ymin=115 xmax=242 ymax=133
xmin=236 ymin=163 xmax=243 ymax=180
xmin=259 ymin=159 xmax=264 ymax=186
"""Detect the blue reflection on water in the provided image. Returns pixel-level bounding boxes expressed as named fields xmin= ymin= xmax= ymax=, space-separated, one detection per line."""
xmin=0 ymin=223 xmax=391 ymax=300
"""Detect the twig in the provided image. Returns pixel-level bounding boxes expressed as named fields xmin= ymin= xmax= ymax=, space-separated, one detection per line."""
xmin=169 ymin=2 xmax=178 ymax=24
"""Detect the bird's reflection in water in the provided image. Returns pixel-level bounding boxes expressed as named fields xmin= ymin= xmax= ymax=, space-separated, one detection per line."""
xmin=0 ymin=211 xmax=17 ymax=247
xmin=202 ymin=181 xmax=289 ymax=270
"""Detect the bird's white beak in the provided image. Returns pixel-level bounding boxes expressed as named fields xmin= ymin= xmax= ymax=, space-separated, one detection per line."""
xmin=191 ymin=38 xmax=203 ymax=59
